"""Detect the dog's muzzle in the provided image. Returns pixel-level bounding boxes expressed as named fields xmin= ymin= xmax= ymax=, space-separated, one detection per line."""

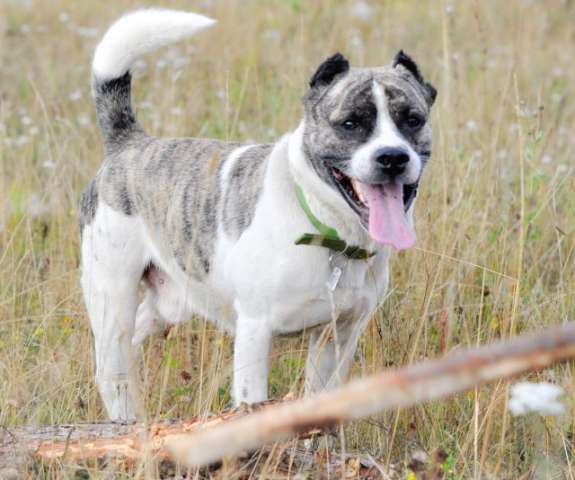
xmin=374 ymin=146 xmax=410 ymax=178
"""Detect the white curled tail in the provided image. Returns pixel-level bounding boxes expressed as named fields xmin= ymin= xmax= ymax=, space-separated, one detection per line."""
xmin=93 ymin=8 xmax=215 ymax=81
xmin=91 ymin=9 xmax=215 ymax=147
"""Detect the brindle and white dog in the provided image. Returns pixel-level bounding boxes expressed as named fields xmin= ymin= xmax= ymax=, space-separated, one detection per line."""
xmin=80 ymin=9 xmax=436 ymax=421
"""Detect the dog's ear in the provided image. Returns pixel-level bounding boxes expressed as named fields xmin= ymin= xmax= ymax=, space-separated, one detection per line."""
xmin=393 ymin=50 xmax=437 ymax=106
xmin=310 ymin=53 xmax=350 ymax=88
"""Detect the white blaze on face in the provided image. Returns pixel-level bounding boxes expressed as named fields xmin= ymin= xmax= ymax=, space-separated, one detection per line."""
xmin=349 ymin=81 xmax=419 ymax=251
xmin=349 ymin=82 xmax=420 ymax=183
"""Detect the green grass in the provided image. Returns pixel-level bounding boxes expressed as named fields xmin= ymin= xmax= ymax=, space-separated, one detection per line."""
xmin=1 ymin=0 xmax=574 ymax=477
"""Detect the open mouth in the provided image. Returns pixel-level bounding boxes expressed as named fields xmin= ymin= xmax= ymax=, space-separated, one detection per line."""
xmin=330 ymin=167 xmax=418 ymax=251
xmin=330 ymin=168 xmax=418 ymax=217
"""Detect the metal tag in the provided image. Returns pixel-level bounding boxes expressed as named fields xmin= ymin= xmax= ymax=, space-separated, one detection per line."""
xmin=326 ymin=266 xmax=342 ymax=292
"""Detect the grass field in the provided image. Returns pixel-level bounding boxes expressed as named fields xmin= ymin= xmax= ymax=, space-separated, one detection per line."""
xmin=1 ymin=0 xmax=574 ymax=477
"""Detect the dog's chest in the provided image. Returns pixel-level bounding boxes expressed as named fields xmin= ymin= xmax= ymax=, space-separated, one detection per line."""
xmin=265 ymin=252 xmax=389 ymax=334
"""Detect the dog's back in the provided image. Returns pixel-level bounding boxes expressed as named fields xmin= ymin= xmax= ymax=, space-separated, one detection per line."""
xmin=81 ymin=9 xmax=273 ymax=280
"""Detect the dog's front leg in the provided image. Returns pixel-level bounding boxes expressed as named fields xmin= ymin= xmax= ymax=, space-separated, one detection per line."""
xmin=232 ymin=310 xmax=272 ymax=405
xmin=305 ymin=314 xmax=370 ymax=396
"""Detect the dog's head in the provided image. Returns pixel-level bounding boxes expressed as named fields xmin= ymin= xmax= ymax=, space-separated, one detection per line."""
xmin=302 ymin=51 xmax=436 ymax=250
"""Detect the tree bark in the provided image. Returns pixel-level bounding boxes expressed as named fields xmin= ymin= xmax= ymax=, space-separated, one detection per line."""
xmin=0 ymin=402 xmax=287 ymax=473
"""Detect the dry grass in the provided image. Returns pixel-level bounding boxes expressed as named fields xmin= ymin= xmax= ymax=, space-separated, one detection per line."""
xmin=1 ymin=0 xmax=574 ymax=477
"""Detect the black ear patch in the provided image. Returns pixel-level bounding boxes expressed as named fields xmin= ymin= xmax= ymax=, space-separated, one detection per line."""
xmin=394 ymin=50 xmax=437 ymax=106
xmin=393 ymin=50 xmax=423 ymax=82
xmin=310 ymin=53 xmax=350 ymax=88
xmin=425 ymin=82 xmax=437 ymax=105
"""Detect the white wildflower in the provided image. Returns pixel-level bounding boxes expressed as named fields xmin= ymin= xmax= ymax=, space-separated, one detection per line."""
xmin=20 ymin=24 xmax=31 ymax=34
xmin=15 ymin=135 xmax=29 ymax=146
xmin=557 ymin=164 xmax=569 ymax=175
xmin=170 ymin=56 xmax=189 ymax=69
xmin=466 ymin=120 xmax=478 ymax=132
xmin=351 ymin=1 xmax=373 ymax=21
xmin=21 ymin=116 xmax=32 ymax=126
xmin=262 ymin=29 xmax=280 ymax=42
xmin=69 ymin=90 xmax=82 ymax=101
xmin=542 ymin=154 xmax=552 ymax=165
xmin=508 ymin=381 xmax=565 ymax=416
xmin=170 ymin=107 xmax=183 ymax=116
xmin=75 ymin=26 xmax=98 ymax=38
xmin=28 ymin=126 xmax=40 ymax=136
xmin=348 ymin=32 xmax=364 ymax=50
xmin=26 ymin=193 xmax=51 ymax=218
xmin=132 ymin=59 xmax=147 ymax=74
xmin=77 ymin=115 xmax=90 ymax=126
xmin=41 ymin=160 xmax=56 ymax=169
xmin=58 ymin=12 xmax=70 ymax=23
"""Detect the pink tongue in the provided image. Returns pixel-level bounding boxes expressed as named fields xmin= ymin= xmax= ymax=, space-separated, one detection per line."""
xmin=360 ymin=182 xmax=416 ymax=251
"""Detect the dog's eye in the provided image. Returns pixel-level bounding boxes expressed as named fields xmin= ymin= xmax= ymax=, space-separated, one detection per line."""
xmin=405 ymin=114 xmax=424 ymax=130
xmin=341 ymin=117 xmax=359 ymax=130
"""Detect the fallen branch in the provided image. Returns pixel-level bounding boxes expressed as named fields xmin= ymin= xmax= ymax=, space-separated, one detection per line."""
xmin=0 ymin=402 xmax=291 ymax=472
xmin=2 ymin=322 xmax=573 ymax=474
xmin=167 ymin=321 xmax=575 ymax=466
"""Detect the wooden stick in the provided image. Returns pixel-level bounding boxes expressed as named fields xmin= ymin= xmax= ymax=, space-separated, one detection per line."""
xmin=0 ymin=402 xmax=291 ymax=471
xmin=3 ymin=322 xmax=573 ymax=472
xmin=167 ymin=322 xmax=575 ymax=467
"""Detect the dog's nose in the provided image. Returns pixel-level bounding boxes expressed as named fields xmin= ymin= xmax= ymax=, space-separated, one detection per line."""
xmin=375 ymin=147 xmax=410 ymax=177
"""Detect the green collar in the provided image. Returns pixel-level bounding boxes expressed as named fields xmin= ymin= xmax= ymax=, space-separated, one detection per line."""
xmin=293 ymin=183 xmax=376 ymax=260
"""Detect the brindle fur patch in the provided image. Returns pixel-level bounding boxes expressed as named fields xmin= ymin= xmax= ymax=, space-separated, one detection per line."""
xmin=302 ymin=60 xmax=435 ymax=186
xmin=222 ymin=144 xmax=273 ymax=239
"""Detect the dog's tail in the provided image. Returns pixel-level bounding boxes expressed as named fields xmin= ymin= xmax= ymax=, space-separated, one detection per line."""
xmin=91 ymin=9 xmax=216 ymax=148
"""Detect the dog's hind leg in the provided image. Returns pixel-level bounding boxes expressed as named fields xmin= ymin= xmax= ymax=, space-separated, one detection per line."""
xmin=132 ymin=290 xmax=166 ymax=347
xmin=304 ymin=313 xmax=371 ymax=396
xmin=81 ymin=205 xmax=147 ymax=421
xmin=132 ymin=265 xmax=191 ymax=347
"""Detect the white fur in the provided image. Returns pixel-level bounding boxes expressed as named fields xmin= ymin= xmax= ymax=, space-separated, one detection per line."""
xmin=350 ymin=82 xmax=421 ymax=185
xmin=81 ymin=206 xmax=147 ymax=421
xmin=83 ymin=133 xmax=390 ymax=418
xmin=219 ymin=145 xmax=255 ymax=191
xmin=83 ymin=9 xmax=397 ymax=420
xmin=92 ymin=9 xmax=215 ymax=80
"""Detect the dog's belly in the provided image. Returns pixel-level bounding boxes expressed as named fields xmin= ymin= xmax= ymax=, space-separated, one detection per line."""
xmin=159 ymin=275 xmax=237 ymax=330
xmin=144 ymin=240 xmax=386 ymax=336
xmin=138 ymin=228 xmax=237 ymax=331
xmin=148 ymin=274 xmax=382 ymax=336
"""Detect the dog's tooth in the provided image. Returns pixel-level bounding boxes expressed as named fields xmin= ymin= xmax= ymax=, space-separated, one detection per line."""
xmin=351 ymin=178 xmax=368 ymax=206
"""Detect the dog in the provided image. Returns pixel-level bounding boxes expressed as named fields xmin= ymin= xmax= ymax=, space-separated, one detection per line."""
xmin=79 ymin=9 xmax=436 ymax=421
